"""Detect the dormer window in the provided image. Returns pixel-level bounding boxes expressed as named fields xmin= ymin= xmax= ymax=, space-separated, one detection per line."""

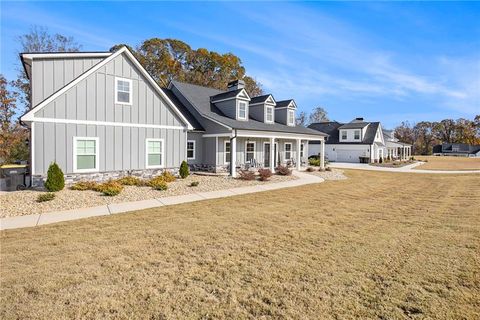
xmin=115 ymin=77 xmax=132 ymax=105
xmin=354 ymin=130 xmax=360 ymax=140
xmin=288 ymin=109 xmax=295 ymax=126
xmin=238 ymin=101 xmax=248 ymax=120
xmin=265 ymin=106 xmax=274 ymax=123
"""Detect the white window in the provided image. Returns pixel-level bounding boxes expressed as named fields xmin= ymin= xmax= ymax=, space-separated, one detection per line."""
xmin=146 ymin=139 xmax=164 ymax=168
xmin=115 ymin=77 xmax=132 ymax=105
xmin=354 ymin=130 xmax=360 ymax=140
xmin=300 ymin=143 xmax=305 ymax=157
xmin=341 ymin=130 xmax=347 ymax=140
xmin=265 ymin=105 xmax=274 ymax=123
xmin=288 ymin=109 xmax=295 ymax=126
xmin=238 ymin=101 xmax=248 ymax=120
xmin=284 ymin=143 xmax=292 ymax=160
xmin=245 ymin=142 xmax=255 ymax=163
xmin=73 ymin=137 xmax=99 ymax=173
xmin=187 ymin=140 xmax=195 ymax=160
xmin=224 ymin=141 xmax=231 ymax=163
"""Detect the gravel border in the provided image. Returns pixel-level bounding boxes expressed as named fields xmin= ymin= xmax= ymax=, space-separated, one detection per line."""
xmin=0 ymin=174 xmax=297 ymax=218
xmin=304 ymin=168 xmax=347 ymax=180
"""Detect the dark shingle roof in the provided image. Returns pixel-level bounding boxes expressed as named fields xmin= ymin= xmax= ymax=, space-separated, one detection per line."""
xmin=161 ymin=88 xmax=205 ymax=131
xmin=210 ymin=89 xmax=244 ymax=102
xmin=170 ymin=80 xmax=326 ymax=136
xmin=308 ymin=121 xmax=380 ymax=144
xmin=275 ymin=99 xmax=294 ymax=108
xmin=250 ymin=94 xmax=272 ymax=104
xmin=338 ymin=122 xmax=369 ymax=129
xmin=436 ymin=143 xmax=480 ymax=154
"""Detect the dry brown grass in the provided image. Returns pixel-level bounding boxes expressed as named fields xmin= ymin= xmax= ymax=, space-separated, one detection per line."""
xmin=415 ymin=155 xmax=480 ymax=171
xmin=1 ymin=170 xmax=479 ymax=319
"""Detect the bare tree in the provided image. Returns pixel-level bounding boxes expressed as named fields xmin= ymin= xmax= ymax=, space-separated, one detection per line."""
xmin=308 ymin=107 xmax=329 ymax=124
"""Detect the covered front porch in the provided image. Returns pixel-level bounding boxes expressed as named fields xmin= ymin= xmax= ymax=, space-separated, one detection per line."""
xmin=386 ymin=141 xmax=412 ymax=160
xmin=205 ymin=130 xmax=326 ymax=177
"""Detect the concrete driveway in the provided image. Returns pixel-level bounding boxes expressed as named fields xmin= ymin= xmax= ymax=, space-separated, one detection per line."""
xmin=329 ymin=161 xmax=480 ymax=174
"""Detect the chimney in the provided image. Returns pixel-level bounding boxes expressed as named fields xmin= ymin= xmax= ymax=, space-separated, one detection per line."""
xmin=351 ymin=117 xmax=364 ymax=123
xmin=355 ymin=117 xmax=364 ymax=121
xmin=227 ymin=79 xmax=245 ymax=91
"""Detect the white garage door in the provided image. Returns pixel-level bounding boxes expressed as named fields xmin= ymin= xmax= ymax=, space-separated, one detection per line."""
xmin=335 ymin=149 xmax=364 ymax=163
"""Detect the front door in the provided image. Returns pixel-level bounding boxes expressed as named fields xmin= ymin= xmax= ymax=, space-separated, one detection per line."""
xmin=264 ymin=143 xmax=271 ymax=167
xmin=274 ymin=142 xmax=279 ymax=166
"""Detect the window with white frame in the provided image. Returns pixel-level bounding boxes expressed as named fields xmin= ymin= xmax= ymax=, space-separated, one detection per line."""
xmin=265 ymin=105 xmax=274 ymax=123
xmin=354 ymin=130 xmax=360 ymax=140
xmin=224 ymin=141 xmax=231 ymax=163
xmin=284 ymin=143 xmax=292 ymax=160
xmin=288 ymin=109 xmax=295 ymax=126
xmin=300 ymin=143 xmax=305 ymax=157
xmin=238 ymin=101 xmax=248 ymax=120
xmin=115 ymin=77 xmax=132 ymax=105
xmin=187 ymin=140 xmax=195 ymax=160
xmin=146 ymin=139 xmax=164 ymax=168
xmin=341 ymin=130 xmax=347 ymax=140
xmin=245 ymin=142 xmax=255 ymax=163
xmin=74 ymin=137 xmax=98 ymax=172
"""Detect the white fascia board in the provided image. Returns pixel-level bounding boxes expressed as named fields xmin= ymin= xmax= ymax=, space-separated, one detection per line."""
xmin=211 ymin=88 xmax=251 ymax=103
xmin=235 ymin=129 xmax=326 ymax=141
xmin=21 ymin=46 xmax=194 ymax=130
xmin=29 ymin=117 xmax=186 ymax=130
xmin=21 ymin=52 xmax=112 ymax=60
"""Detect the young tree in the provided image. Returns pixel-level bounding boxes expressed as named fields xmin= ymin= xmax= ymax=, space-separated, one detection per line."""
xmin=12 ymin=26 xmax=81 ymax=112
xmin=308 ymin=107 xmax=329 ymax=124
xmin=0 ymin=75 xmax=28 ymax=164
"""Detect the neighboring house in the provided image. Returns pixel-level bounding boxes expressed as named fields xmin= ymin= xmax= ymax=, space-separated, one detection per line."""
xmin=20 ymin=46 xmax=327 ymax=185
xmin=433 ymin=143 xmax=480 ymax=157
xmin=308 ymin=118 xmax=411 ymax=163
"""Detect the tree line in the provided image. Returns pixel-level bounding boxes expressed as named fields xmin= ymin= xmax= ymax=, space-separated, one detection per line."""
xmin=394 ymin=116 xmax=480 ymax=155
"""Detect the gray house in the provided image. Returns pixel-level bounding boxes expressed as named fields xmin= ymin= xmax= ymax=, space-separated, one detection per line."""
xmin=20 ymin=46 xmax=326 ymax=185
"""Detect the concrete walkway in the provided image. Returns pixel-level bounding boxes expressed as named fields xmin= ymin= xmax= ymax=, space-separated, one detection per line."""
xmin=329 ymin=161 xmax=480 ymax=174
xmin=0 ymin=171 xmax=323 ymax=231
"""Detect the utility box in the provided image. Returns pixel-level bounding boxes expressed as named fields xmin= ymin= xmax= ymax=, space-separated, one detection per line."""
xmin=0 ymin=165 xmax=28 ymax=191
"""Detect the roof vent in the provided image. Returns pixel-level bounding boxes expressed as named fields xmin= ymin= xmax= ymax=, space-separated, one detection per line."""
xmin=227 ymin=79 xmax=245 ymax=91
xmin=355 ymin=117 xmax=364 ymax=121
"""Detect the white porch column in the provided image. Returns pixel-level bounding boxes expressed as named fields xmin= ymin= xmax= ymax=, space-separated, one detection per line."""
xmin=320 ymin=139 xmax=325 ymax=169
xmin=296 ymin=139 xmax=301 ymax=170
xmin=230 ymin=136 xmax=237 ymax=177
xmin=269 ymin=137 xmax=275 ymax=172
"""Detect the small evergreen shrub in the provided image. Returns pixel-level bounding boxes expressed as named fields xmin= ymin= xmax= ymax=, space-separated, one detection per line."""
xmin=306 ymin=167 xmax=315 ymax=172
xmin=379 ymin=157 xmax=383 ymax=164
xmin=239 ymin=170 xmax=256 ymax=180
xmin=71 ymin=181 xmax=98 ymax=191
xmin=37 ymin=193 xmax=55 ymax=202
xmin=179 ymin=161 xmax=190 ymax=179
xmin=258 ymin=168 xmax=272 ymax=181
xmin=190 ymin=181 xmax=199 ymax=187
xmin=44 ymin=162 xmax=65 ymax=192
xmin=161 ymin=171 xmax=176 ymax=183
xmin=149 ymin=177 xmax=168 ymax=191
xmin=116 ymin=176 xmax=144 ymax=186
xmin=96 ymin=180 xmax=123 ymax=196
xmin=309 ymin=158 xmax=320 ymax=166
xmin=275 ymin=165 xmax=292 ymax=176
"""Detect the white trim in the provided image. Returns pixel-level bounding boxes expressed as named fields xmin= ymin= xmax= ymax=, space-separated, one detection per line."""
xmin=237 ymin=100 xmax=248 ymax=120
xmin=28 ymin=117 xmax=185 ymax=130
xmin=203 ymin=130 xmax=326 ymax=141
xmin=73 ymin=137 xmax=100 ymax=173
xmin=265 ymin=105 xmax=274 ymax=123
xmin=203 ymin=133 xmax=231 ymax=138
xmin=22 ymin=52 xmax=111 ymax=60
xmin=145 ymin=138 xmax=165 ymax=169
xmin=224 ymin=140 xmax=231 ymax=164
xmin=30 ymin=123 xmax=35 ymax=175
xmin=287 ymin=109 xmax=295 ymax=126
xmin=245 ymin=140 xmax=256 ymax=163
xmin=211 ymin=88 xmax=251 ymax=103
xmin=21 ymin=47 xmax=193 ymax=130
xmin=215 ymin=136 xmax=218 ymax=166
xmin=284 ymin=142 xmax=292 ymax=160
xmin=115 ymin=77 xmax=133 ymax=105
xmin=187 ymin=140 xmax=196 ymax=160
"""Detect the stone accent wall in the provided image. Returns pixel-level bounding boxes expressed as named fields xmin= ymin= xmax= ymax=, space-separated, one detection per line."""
xmin=31 ymin=168 xmax=180 ymax=189
xmin=188 ymin=164 xmax=229 ymax=174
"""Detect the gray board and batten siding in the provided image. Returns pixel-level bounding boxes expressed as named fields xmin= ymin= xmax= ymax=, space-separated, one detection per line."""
xmin=31 ymin=52 xmax=188 ymax=175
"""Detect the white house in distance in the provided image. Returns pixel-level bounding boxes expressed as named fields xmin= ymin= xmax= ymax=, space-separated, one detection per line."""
xmin=308 ymin=118 xmax=412 ymax=163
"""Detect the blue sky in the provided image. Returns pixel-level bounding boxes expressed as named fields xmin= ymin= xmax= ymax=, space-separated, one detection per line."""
xmin=1 ymin=1 xmax=479 ymax=128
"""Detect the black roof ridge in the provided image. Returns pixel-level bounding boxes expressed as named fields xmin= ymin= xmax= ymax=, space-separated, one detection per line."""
xmin=171 ymin=79 xmax=225 ymax=93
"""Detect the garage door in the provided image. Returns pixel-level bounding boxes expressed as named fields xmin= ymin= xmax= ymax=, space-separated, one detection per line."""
xmin=335 ymin=149 xmax=364 ymax=163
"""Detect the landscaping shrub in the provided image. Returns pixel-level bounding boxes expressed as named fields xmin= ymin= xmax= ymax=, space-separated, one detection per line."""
xmin=37 ymin=193 xmax=55 ymax=202
xmin=161 ymin=171 xmax=176 ymax=183
xmin=96 ymin=180 xmax=124 ymax=196
xmin=148 ymin=176 xmax=168 ymax=190
xmin=70 ymin=181 xmax=98 ymax=191
xmin=44 ymin=162 xmax=65 ymax=192
xmin=116 ymin=176 xmax=144 ymax=186
xmin=379 ymin=157 xmax=383 ymax=164
xmin=179 ymin=160 xmax=190 ymax=179
xmin=309 ymin=158 xmax=320 ymax=166
xmin=239 ymin=170 xmax=256 ymax=181
xmin=275 ymin=165 xmax=292 ymax=176
xmin=306 ymin=167 xmax=315 ymax=172
xmin=190 ymin=181 xmax=199 ymax=187
xmin=258 ymin=168 xmax=272 ymax=181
